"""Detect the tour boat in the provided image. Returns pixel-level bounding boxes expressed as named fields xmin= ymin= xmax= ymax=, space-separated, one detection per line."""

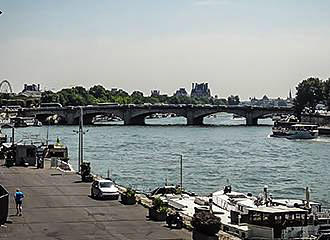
xmin=271 ymin=123 xmax=318 ymax=139
xmin=286 ymin=124 xmax=319 ymax=139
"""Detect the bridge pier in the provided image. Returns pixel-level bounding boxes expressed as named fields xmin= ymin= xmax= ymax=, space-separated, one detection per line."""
xmin=123 ymin=115 xmax=146 ymax=125
xmin=246 ymin=115 xmax=258 ymax=126
xmin=187 ymin=116 xmax=204 ymax=125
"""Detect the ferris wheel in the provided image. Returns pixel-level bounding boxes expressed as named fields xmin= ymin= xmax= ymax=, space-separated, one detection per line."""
xmin=0 ymin=79 xmax=13 ymax=94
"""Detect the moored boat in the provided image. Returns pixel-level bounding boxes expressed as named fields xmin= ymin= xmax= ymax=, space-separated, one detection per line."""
xmin=0 ymin=129 xmax=7 ymax=144
xmin=211 ymin=185 xmax=330 ymax=239
xmin=318 ymin=126 xmax=330 ymax=136
xmin=10 ymin=117 xmax=42 ymax=127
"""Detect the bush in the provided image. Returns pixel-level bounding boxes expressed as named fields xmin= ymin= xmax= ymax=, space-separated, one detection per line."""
xmin=191 ymin=211 xmax=221 ymax=236
xmin=152 ymin=197 xmax=164 ymax=209
xmin=152 ymin=197 xmax=168 ymax=213
xmin=125 ymin=187 xmax=136 ymax=198
xmin=158 ymin=206 xmax=168 ymax=214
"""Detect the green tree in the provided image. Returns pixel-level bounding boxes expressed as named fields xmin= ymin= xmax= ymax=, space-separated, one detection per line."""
xmin=227 ymin=95 xmax=240 ymax=105
xmin=89 ymin=85 xmax=108 ymax=102
xmin=323 ymin=78 xmax=330 ymax=108
xmin=41 ymin=91 xmax=58 ymax=103
xmin=130 ymin=91 xmax=145 ymax=104
xmin=294 ymin=77 xmax=324 ymax=116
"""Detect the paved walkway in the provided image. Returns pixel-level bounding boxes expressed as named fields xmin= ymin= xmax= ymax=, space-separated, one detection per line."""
xmin=0 ymin=165 xmax=191 ymax=240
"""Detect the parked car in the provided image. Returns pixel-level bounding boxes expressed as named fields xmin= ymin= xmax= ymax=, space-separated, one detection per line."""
xmin=91 ymin=179 xmax=119 ymax=200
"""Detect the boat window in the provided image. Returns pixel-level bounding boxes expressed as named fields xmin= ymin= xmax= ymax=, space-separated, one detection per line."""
xmin=252 ymin=212 xmax=262 ymax=222
xmin=51 ymin=152 xmax=65 ymax=158
xmin=285 ymin=214 xmax=294 ymax=220
xmin=263 ymin=213 xmax=270 ymax=225
xmin=318 ymin=219 xmax=328 ymax=225
xmin=275 ymin=215 xmax=282 ymax=224
xmin=230 ymin=194 xmax=246 ymax=199
xmin=295 ymin=214 xmax=301 ymax=220
xmin=100 ymin=182 xmax=112 ymax=188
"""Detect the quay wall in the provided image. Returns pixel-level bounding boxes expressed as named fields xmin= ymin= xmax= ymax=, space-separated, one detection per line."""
xmin=301 ymin=113 xmax=330 ymax=126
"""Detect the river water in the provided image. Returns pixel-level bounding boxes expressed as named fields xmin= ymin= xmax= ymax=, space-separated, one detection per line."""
xmin=3 ymin=113 xmax=330 ymax=207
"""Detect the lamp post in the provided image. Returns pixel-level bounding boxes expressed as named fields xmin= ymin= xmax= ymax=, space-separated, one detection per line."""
xmin=79 ymin=106 xmax=83 ymax=168
xmin=180 ymin=154 xmax=183 ymax=195
xmin=73 ymin=106 xmax=87 ymax=173
xmin=11 ymin=126 xmax=14 ymax=146
xmin=174 ymin=154 xmax=183 ymax=196
xmin=5 ymin=125 xmax=15 ymax=167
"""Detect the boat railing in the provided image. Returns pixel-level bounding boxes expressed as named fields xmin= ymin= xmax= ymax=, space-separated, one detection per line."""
xmin=45 ymin=157 xmax=74 ymax=172
xmin=316 ymin=210 xmax=330 ymax=219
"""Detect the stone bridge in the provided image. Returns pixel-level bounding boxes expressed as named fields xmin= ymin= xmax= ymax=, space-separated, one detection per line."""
xmin=18 ymin=104 xmax=294 ymax=126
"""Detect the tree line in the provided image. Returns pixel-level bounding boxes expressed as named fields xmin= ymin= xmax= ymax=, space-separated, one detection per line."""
xmin=294 ymin=77 xmax=330 ymax=116
xmin=40 ymin=85 xmax=239 ymax=106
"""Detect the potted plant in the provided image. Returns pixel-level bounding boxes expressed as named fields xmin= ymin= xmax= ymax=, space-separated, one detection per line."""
xmin=120 ymin=187 xmax=136 ymax=205
xmin=191 ymin=211 xmax=221 ymax=240
xmin=148 ymin=197 xmax=168 ymax=221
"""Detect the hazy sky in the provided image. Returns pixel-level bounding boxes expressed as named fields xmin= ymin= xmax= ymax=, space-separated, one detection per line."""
xmin=1 ymin=0 xmax=330 ymax=99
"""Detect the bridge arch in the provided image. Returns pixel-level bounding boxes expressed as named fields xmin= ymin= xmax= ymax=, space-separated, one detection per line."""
xmin=123 ymin=108 xmax=187 ymax=125
xmin=34 ymin=113 xmax=67 ymax=125
xmin=71 ymin=110 xmax=125 ymax=125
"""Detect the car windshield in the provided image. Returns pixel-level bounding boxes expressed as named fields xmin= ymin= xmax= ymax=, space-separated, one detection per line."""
xmin=100 ymin=182 xmax=112 ymax=188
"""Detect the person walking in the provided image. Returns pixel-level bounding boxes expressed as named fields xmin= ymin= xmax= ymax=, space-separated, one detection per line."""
xmin=15 ymin=189 xmax=24 ymax=216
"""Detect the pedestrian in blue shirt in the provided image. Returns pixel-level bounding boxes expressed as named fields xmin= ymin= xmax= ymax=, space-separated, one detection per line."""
xmin=15 ymin=189 xmax=24 ymax=216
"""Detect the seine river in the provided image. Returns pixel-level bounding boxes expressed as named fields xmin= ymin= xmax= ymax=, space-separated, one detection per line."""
xmin=4 ymin=113 xmax=330 ymax=207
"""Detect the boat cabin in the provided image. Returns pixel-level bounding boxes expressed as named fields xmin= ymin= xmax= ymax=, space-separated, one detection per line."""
xmin=244 ymin=206 xmax=308 ymax=239
xmin=0 ymin=130 xmax=7 ymax=145
xmin=10 ymin=117 xmax=41 ymax=127
xmin=291 ymin=124 xmax=318 ymax=131
xmin=44 ymin=139 xmax=69 ymax=162
xmin=2 ymin=138 xmax=69 ymax=167
xmin=1 ymin=142 xmax=44 ymax=166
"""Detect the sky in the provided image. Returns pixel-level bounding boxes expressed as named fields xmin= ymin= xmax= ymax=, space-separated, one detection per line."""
xmin=1 ymin=0 xmax=330 ymax=99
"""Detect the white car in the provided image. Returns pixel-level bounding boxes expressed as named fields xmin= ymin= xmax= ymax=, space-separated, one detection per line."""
xmin=91 ymin=179 xmax=119 ymax=200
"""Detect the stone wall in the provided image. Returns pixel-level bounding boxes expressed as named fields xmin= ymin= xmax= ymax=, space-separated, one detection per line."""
xmin=301 ymin=113 xmax=330 ymax=126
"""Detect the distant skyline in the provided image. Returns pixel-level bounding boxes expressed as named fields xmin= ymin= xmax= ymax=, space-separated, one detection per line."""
xmin=1 ymin=0 xmax=330 ymax=99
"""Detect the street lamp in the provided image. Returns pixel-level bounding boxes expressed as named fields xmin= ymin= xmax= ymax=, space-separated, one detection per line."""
xmin=73 ymin=106 xmax=88 ymax=173
xmin=173 ymin=154 xmax=183 ymax=196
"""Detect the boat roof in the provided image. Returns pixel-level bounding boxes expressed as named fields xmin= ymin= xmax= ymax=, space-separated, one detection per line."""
xmin=97 ymin=179 xmax=114 ymax=183
xmin=247 ymin=205 xmax=308 ymax=214
xmin=213 ymin=190 xmax=247 ymax=198
xmin=272 ymin=198 xmax=320 ymax=206
xmin=212 ymin=190 xmax=257 ymax=208
xmin=292 ymin=124 xmax=318 ymax=127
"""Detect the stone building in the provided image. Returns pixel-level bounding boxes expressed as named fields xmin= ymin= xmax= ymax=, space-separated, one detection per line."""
xmin=174 ymin=88 xmax=188 ymax=97
xmin=191 ymin=83 xmax=211 ymax=98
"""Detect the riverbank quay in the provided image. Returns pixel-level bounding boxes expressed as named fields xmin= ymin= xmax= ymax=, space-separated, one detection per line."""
xmin=0 ymin=163 xmax=191 ymax=240
xmin=301 ymin=112 xmax=330 ymax=127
